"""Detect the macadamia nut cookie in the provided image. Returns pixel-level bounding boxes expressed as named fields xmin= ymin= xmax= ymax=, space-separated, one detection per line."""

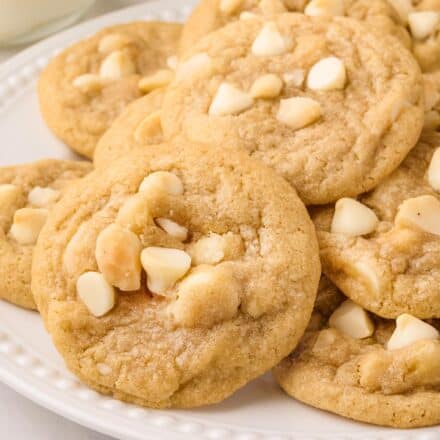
xmin=38 ymin=22 xmax=181 ymax=159
xmin=162 ymin=13 xmax=424 ymax=205
xmin=313 ymin=131 xmax=440 ymax=319
xmin=93 ymin=89 xmax=164 ymax=167
xmin=0 ymin=160 xmax=91 ymax=310
xmin=180 ymin=0 xmax=411 ymax=57
xmin=31 ymin=143 xmax=320 ymax=408
xmin=274 ymin=278 xmax=440 ymax=428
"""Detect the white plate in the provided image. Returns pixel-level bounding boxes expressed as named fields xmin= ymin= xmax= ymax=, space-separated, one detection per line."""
xmin=0 ymin=2 xmax=437 ymax=439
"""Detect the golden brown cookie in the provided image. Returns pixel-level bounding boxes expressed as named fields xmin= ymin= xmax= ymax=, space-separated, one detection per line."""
xmin=313 ymin=131 xmax=440 ymax=319
xmin=93 ymin=90 xmax=164 ymax=167
xmin=162 ymin=13 xmax=424 ymax=205
xmin=32 ymin=142 xmax=320 ymax=408
xmin=0 ymin=160 xmax=91 ymax=310
xmin=38 ymin=22 xmax=181 ymax=159
xmin=274 ymin=277 xmax=440 ymax=428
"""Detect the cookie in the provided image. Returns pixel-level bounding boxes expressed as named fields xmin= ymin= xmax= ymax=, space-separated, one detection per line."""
xmin=313 ymin=131 xmax=440 ymax=319
xmin=179 ymin=0 xmax=411 ymax=57
xmin=0 ymin=160 xmax=92 ymax=310
xmin=31 ymin=142 xmax=320 ymax=408
xmin=274 ymin=278 xmax=440 ymax=428
xmin=424 ymin=71 xmax=440 ymax=130
xmin=93 ymin=89 xmax=164 ymax=167
xmin=162 ymin=13 xmax=424 ymax=205
xmin=38 ymin=22 xmax=181 ymax=159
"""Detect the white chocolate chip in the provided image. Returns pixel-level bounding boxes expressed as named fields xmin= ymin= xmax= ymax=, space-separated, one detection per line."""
xmin=189 ymin=233 xmax=225 ymax=265
xmin=170 ymin=265 xmax=240 ymax=328
xmin=219 ymin=0 xmax=244 ymax=15
xmin=331 ymin=198 xmax=379 ymax=236
xmin=387 ymin=0 xmax=413 ymax=24
xmin=76 ymin=272 xmax=115 ymax=317
xmin=175 ymin=53 xmax=212 ymax=81
xmin=9 ymin=208 xmax=48 ymax=245
xmin=408 ymin=11 xmax=440 ymax=40
xmin=139 ymin=171 xmax=183 ymax=195
xmin=95 ymin=224 xmax=142 ymax=291
xmin=156 ymin=218 xmax=188 ymax=241
xmin=115 ymin=193 xmax=151 ymax=233
xmin=307 ymin=56 xmax=346 ymax=91
xmin=141 ymin=247 xmax=191 ymax=295
xmin=133 ymin=110 xmax=162 ymax=143
xmin=428 ymin=148 xmax=440 ymax=191
xmin=251 ymin=22 xmax=290 ymax=57
xmin=138 ymin=69 xmax=174 ymax=93
xmin=250 ymin=74 xmax=283 ymax=99
xmin=283 ymin=69 xmax=305 ymax=87
xmin=209 ymin=83 xmax=253 ymax=116
xmin=72 ymin=74 xmax=103 ymax=94
xmin=0 ymin=184 xmax=20 ymax=206
xmin=304 ymin=0 xmax=345 ymax=16
xmin=98 ymin=34 xmax=131 ymax=54
xmin=27 ymin=186 xmax=60 ymax=208
xmin=329 ymin=299 xmax=375 ymax=339
xmin=240 ymin=11 xmax=260 ymax=20
xmin=99 ymin=50 xmax=136 ymax=79
xmin=276 ymin=97 xmax=321 ymax=130
xmin=387 ymin=314 xmax=439 ymax=350
xmin=395 ymin=195 xmax=440 ymax=236
xmin=166 ymin=55 xmax=179 ymax=70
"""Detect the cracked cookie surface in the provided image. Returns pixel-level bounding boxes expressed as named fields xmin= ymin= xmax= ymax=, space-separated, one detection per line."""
xmin=32 ymin=142 xmax=320 ymax=408
xmin=162 ymin=13 xmax=424 ymax=205
xmin=38 ymin=22 xmax=181 ymax=159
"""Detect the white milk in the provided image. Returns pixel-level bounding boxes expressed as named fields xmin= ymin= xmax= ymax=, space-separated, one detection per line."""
xmin=0 ymin=0 xmax=95 ymax=44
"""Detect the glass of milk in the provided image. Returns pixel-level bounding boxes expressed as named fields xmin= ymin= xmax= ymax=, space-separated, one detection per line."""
xmin=0 ymin=0 xmax=95 ymax=46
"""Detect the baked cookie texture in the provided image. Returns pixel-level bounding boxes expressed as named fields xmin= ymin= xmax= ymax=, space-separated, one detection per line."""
xmin=93 ymin=89 xmax=164 ymax=168
xmin=0 ymin=160 xmax=92 ymax=310
xmin=38 ymin=22 xmax=181 ymax=159
xmin=313 ymin=131 xmax=440 ymax=319
xmin=424 ymin=71 xmax=440 ymax=130
xmin=32 ymin=143 xmax=320 ymax=408
xmin=162 ymin=13 xmax=424 ymax=205
xmin=180 ymin=0 xmax=411 ymax=57
xmin=274 ymin=277 xmax=440 ymax=428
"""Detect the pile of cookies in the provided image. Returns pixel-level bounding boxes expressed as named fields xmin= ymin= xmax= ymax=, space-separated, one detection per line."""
xmin=1 ymin=0 xmax=440 ymax=429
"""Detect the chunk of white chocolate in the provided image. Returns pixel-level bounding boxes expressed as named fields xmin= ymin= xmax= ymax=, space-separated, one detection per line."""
xmin=9 ymin=208 xmax=48 ymax=245
xmin=95 ymin=224 xmax=142 ymax=291
xmin=387 ymin=314 xmax=439 ymax=350
xmin=408 ymin=11 xmax=440 ymax=40
xmin=428 ymin=148 xmax=440 ymax=191
xmin=28 ymin=186 xmax=60 ymax=208
xmin=72 ymin=74 xmax=103 ymax=94
xmin=307 ymin=56 xmax=346 ymax=91
xmin=209 ymin=83 xmax=253 ymax=116
xmin=76 ymin=272 xmax=115 ymax=317
xmin=176 ymin=53 xmax=212 ymax=81
xmin=395 ymin=195 xmax=440 ymax=236
xmin=251 ymin=22 xmax=290 ymax=57
xmin=250 ymin=74 xmax=283 ymax=99
xmin=138 ymin=69 xmax=174 ymax=93
xmin=276 ymin=97 xmax=321 ymax=130
xmin=141 ymin=247 xmax=191 ymax=295
xmin=189 ymin=233 xmax=226 ymax=265
xmin=156 ymin=218 xmax=188 ymax=241
xmin=331 ymin=198 xmax=378 ymax=236
xmin=304 ymin=0 xmax=345 ymax=16
xmin=98 ymin=34 xmax=131 ymax=54
xmin=99 ymin=50 xmax=136 ymax=79
xmin=139 ymin=171 xmax=183 ymax=195
xmin=219 ymin=0 xmax=243 ymax=15
xmin=133 ymin=110 xmax=162 ymax=143
xmin=329 ymin=299 xmax=375 ymax=339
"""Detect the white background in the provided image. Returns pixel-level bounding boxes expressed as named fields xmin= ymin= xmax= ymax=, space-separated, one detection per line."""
xmin=0 ymin=1 xmax=145 ymax=438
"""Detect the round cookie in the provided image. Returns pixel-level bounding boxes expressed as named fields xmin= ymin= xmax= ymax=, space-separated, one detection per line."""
xmin=274 ymin=278 xmax=440 ymax=428
xmin=39 ymin=22 xmax=181 ymax=159
xmin=313 ymin=131 xmax=440 ymax=319
xmin=31 ymin=143 xmax=320 ymax=408
xmin=0 ymin=160 xmax=92 ymax=310
xmin=179 ymin=0 xmax=411 ymax=57
xmin=162 ymin=13 xmax=424 ymax=205
xmin=93 ymin=89 xmax=164 ymax=167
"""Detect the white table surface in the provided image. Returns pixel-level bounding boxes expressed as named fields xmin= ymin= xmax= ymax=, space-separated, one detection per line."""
xmin=0 ymin=1 xmax=148 ymax=439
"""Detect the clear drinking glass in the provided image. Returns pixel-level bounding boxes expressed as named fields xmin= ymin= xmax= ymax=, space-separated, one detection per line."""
xmin=0 ymin=0 xmax=96 ymax=46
